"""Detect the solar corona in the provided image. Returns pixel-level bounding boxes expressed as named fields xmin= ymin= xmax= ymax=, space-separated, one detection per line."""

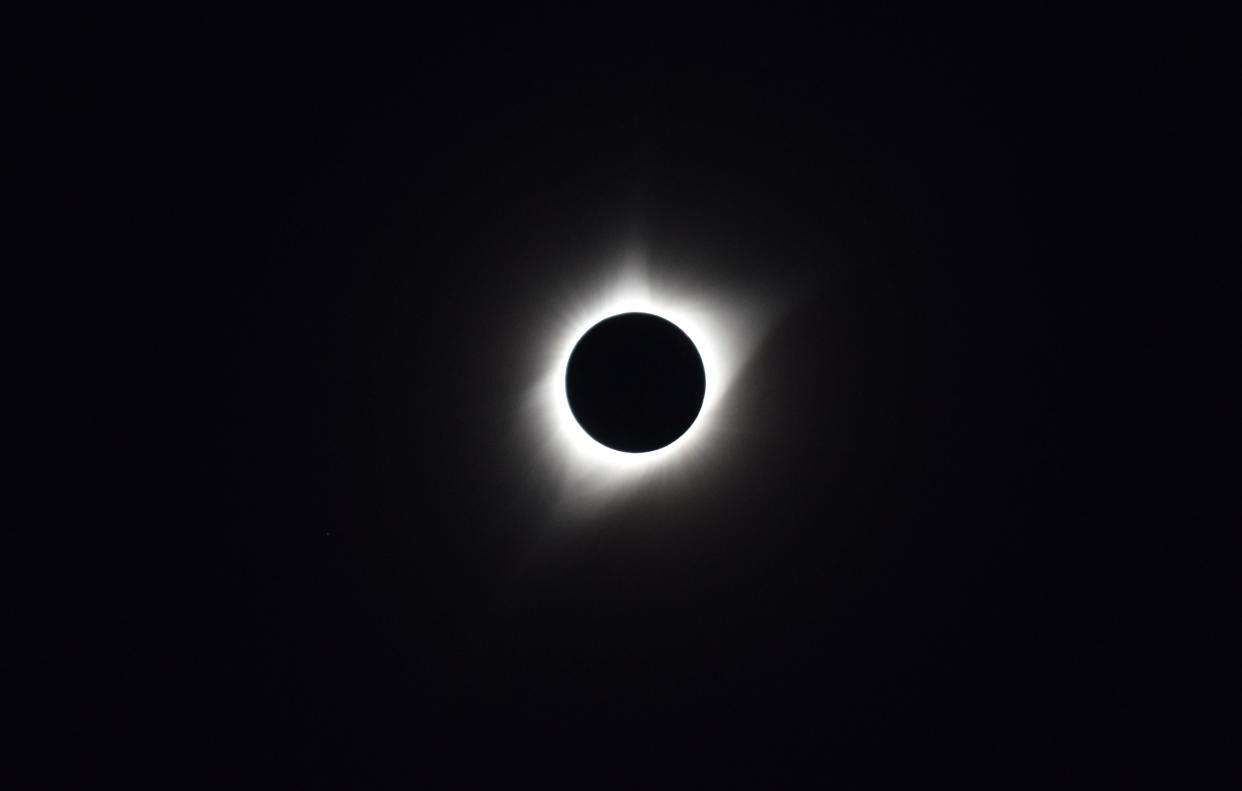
xmin=523 ymin=257 xmax=770 ymax=514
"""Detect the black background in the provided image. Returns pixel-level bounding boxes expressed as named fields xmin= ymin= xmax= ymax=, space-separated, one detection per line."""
xmin=13 ymin=6 xmax=1235 ymax=787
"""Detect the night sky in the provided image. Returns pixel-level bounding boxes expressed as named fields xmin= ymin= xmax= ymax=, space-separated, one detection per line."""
xmin=15 ymin=7 xmax=1234 ymax=787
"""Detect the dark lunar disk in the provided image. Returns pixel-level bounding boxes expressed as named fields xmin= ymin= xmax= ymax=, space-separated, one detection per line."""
xmin=565 ymin=312 xmax=706 ymax=453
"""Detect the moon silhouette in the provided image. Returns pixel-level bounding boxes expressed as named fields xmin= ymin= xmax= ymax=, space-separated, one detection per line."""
xmin=565 ymin=312 xmax=707 ymax=453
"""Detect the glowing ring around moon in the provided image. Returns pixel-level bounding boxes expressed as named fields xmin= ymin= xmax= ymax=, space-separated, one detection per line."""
xmin=529 ymin=258 xmax=762 ymax=491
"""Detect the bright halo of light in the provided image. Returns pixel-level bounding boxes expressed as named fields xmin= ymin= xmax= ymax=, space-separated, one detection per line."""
xmin=521 ymin=252 xmax=771 ymax=517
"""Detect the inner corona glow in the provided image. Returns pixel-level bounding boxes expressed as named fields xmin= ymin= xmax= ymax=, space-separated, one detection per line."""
xmin=531 ymin=259 xmax=759 ymax=486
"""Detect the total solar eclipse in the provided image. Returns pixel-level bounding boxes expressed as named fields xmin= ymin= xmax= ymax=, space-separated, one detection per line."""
xmin=565 ymin=312 xmax=707 ymax=453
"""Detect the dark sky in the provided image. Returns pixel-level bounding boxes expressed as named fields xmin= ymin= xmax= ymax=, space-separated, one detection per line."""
xmin=15 ymin=7 xmax=1234 ymax=787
